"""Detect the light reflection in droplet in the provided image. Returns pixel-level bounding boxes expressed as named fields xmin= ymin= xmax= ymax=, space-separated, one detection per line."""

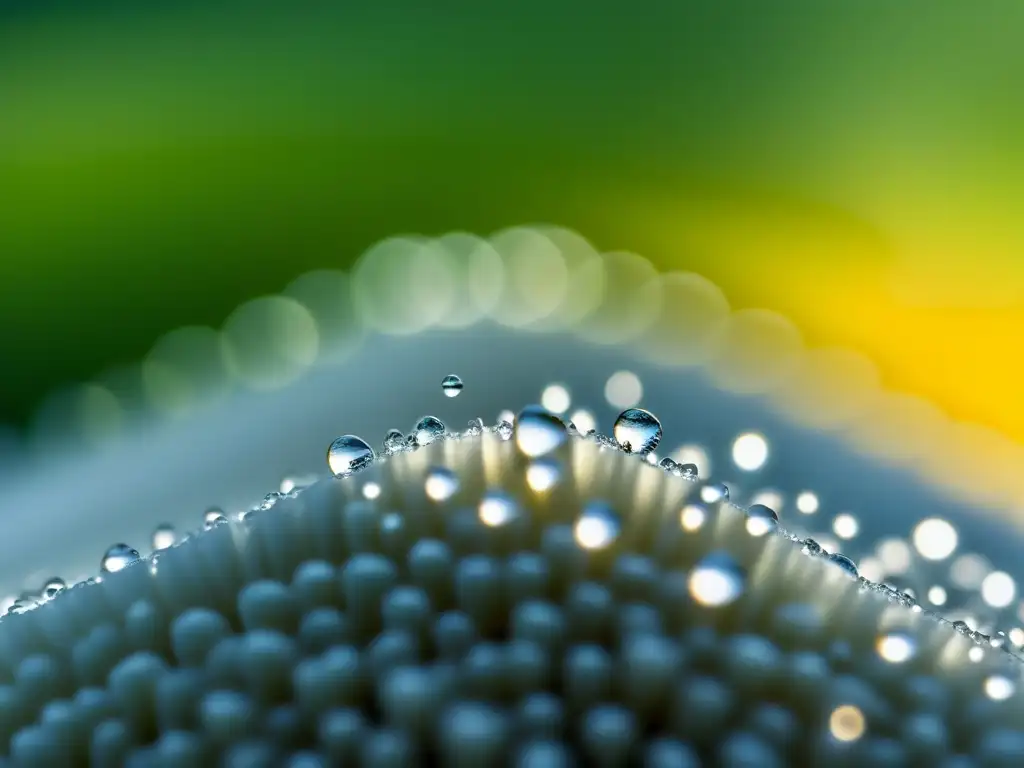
xmin=673 ymin=444 xmax=711 ymax=478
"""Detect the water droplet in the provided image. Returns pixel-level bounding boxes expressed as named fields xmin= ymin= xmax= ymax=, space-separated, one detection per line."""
xmin=413 ymin=416 xmax=446 ymax=446
xmin=678 ymin=463 xmax=698 ymax=479
xmin=876 ymin=632 xmax=917 ymax=663
xmin=612 ymin=407 xmax=662 ymax=454
xmin=101 ymin=544 xmax=141 ymax=574
xmin=478 ymin=491 xmax=519 ymax=527
xmin=827 ymin=552 xmax=859 ymax=577
xmin=573 ymin=501 xmax=622 ymax=550
xmin=526 ymin=458 xmax=562 ymax=493
xmin=152 ymin=524 xmax=176 ymax=551
xmin=441 ymin=374 xmax=464 ymax=398
xmin=745 ymin=504 xmax=779 ymax=537
xmin=514 ymin=405 xmax=567 ymax=458
xmin=204 ymin=507 xmax=228 ymax=529
xmin=990 ymin=631 xmax=1009 ymax=649
xmin=700 ymin=483 xmax=730 ymax=503
xmin=425 ymin=467 xmax=460 ymax=502
xmin=42 ymin=578 xmax=66 ymax=599
xmin=260 ymin=492 xmax=283 ymax=510
xmin=689 ymin=551 xmax=746 ymax=607
xmin=327 ymin=434 xmax=376 ymax=476
xmin=496 ymin=420 xmax=513 ymax=440
xmin=382 ymin=429 xmax=406 ymax=454
xmin=802 ymin=537 xmax=824 ymax=557
xmin=464 ymin=418 xmax=485 ymax=437
xmin=658 ymin=457 xmax=677 ymax=472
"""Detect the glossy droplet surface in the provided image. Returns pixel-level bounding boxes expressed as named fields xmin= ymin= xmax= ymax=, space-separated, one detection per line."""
xmin=612 ymin=407 xmax=663 ymax=454
xmin=573 ymin=501 xmax=622 ymax=550
xmin=425 ymin=467 xmax=460 ymax=502
xmin=514 ymin=405 xmax=567 ymax=458
xmin=42 ymin=578 xmax=66 ymax=599
xmin=827 ymin=552 xmax=859 ymax=577
xmin=382 ymin=429 xmax=406 ymax=454
xmin=152 ymin=524 xmax=176 ymax=551
xmin=204 ymin=507 xmax=227 ymax=529
xmin=327 ymin=434 xmax=376 ymax=476
xmin=700 ymin=483 xmax=730 ymax=503
xmin=413 ymin=416 xmax=447 ymax=446
xmin=101 ymin=544 xmax=141 ymax=574
xmin=441 ymin=374 xmax=464 ymax=398
xmin=745 ymin=504 xmax=779 ymax=537
xmin=688 ymin=551 xmax=746 ymax=607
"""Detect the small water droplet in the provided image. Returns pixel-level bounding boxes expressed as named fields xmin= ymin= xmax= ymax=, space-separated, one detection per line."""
xmin=464 ymin=418 xmax=485 ymax=437
xmin=802 ymin=537 xmax=824 ymax=557
xmin=478 ymin=491 xmax=520 ymax=527
xmin=613 ymin=407 xmax=663 ymax=455
xmin=152 ymin=524 xmax=176 ymax=551
xmin=827 ymin=552 xmax=859 ymax=577
xmin=382 ymin=429 xmax=406 ymax=454
xmin=689 ymin=551 xmax=746 ymax=607
xmin=425 ymin=467 xmax=460 ymax=502
xmin=260 ymin=492 xmax=284 ymax=510
xmin=658 ymin=457 xmax=677 ymax=472
xmin=514 ymin=405 xmax=567 ymax=458
xmin=700 ymin=483 xmax=730 ymax=503
xmin=876 ymin=632 xmax=917 ymax=663
xmin=101 ymin=544 xmax=141 ymax=574
xmin=745 ymin=504 xmax=779 ymax=537
xmin=573 ymin=501 xmax=622 ymax=550
xmin=441 ymin=374 xmax=464 ymax=398
xmin=327 ymin=435 xmax=376 ymax=476
xmin=204 ymin=507 xmax=228 ymax=529
xmin=413 ymin=416 xmax=446 ymax=446
xmin=526 ymin=458 xmax=562 ymax=493
xmin=678 ymin=463 xmax=698 ymax=479
xmin=42 ymin=578 xmax=66 ymax=600
xmin=496 ymin=420 xmax=513 ymax=440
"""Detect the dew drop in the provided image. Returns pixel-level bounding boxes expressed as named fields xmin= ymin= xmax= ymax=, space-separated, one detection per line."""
xmin=101 ymin=544 xmax=141 ymax=574
xmin=496 ymin=420 xmax=513 ymax=440
xmin=382 ymin=429 xmax=406 ymax=454
xmin=573 ymin=501 xmax=622 ymax=550
xmin=689 ymin=551 xmax=746 ymax=607
xmin=679 ymin=463 xmax=699 ymax=479
xmin=327 ymin=434 xmax=376 ymax=476
xmin=827 ymin=552 xmax=859 ymax=577
xmin=658 ymin=457 xmax=677 ymax=472
xmin=152 ymin=524 xmax=176 ymax=551
xmin=464 ymin=418 xmax=485 ymax=437
xmin=204 ymin=507 xmax=228 ymax=529
xmin=42 ymin=578 xmax=66 ymax=600
xmin=700 ymin=483 xmax=730 ymax=503
xmin=441 ymin=374 xmax=464 ymax=398
xmin=478 ymin=491 xmax=520 ymax=527
xmin=425 ymin=467 xmax=460 ymax=502
xmin=526 ymin=458 xmax=562 ymax=493
xmin=413 ymin=416 xmax=446 ymax=446
xmin=745 ymin=504 xmax=779 ymax=537
xmin=612 ymin=407 xmax=663 ymax=455
xmin=802 ymin=538 xmax=824 ymax=557
xmin=514 ymin=405 xmax=567 ymax=458
xmin=876 ymin=632 xmax=917 ymax=663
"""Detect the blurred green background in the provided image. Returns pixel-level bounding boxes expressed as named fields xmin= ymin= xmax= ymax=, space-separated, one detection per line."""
xmin=3 ymin=1 xmax=1024 ymax=439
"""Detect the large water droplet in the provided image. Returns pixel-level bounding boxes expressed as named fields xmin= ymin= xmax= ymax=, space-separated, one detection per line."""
xmin=745 ymin=504 xmax=779 ymax=537
xmin=425 ymin=467 xmax=460 ymax=502
xmin=478 ymin=491 xmax=520 ymax=527
xmin=101 ymin=544 xmax=141 ymax=574
xmin=382 ymin=429 xmax=406 ymax=455
xmin=514 ymin=405 xmax=567 ymax=458
xmin=413 ymin=416 xmax=447 ymax=446
xmin=441 ymin=374 xmax=464 ymax=398
xmin=689 ymin=551 xmax=746 ymax=607
xmin=827 ymin=552 xmax=859 ymax=577
xmin=204 ymin=507 xmax=227 ymax=529
xmin=327 ymin=435 xmax=376 ymax=476
xmin=612 ymin=408 xmax=663 ymax=454
xmin=573 ymin=501 xmax=622 ymax=550
xmin=42 ymin=578 xmax=66 ymax=600
xmin=152 ymin=524 xmax=176 ymax=551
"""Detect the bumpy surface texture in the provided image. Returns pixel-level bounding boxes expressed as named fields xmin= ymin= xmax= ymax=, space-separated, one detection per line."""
xmin=0 ymin=430 xmax=1021 ymax=767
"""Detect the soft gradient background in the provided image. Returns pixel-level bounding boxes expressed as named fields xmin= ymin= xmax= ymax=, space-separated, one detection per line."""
xmin=2 ymin=0 xmax=1023 ymax=441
